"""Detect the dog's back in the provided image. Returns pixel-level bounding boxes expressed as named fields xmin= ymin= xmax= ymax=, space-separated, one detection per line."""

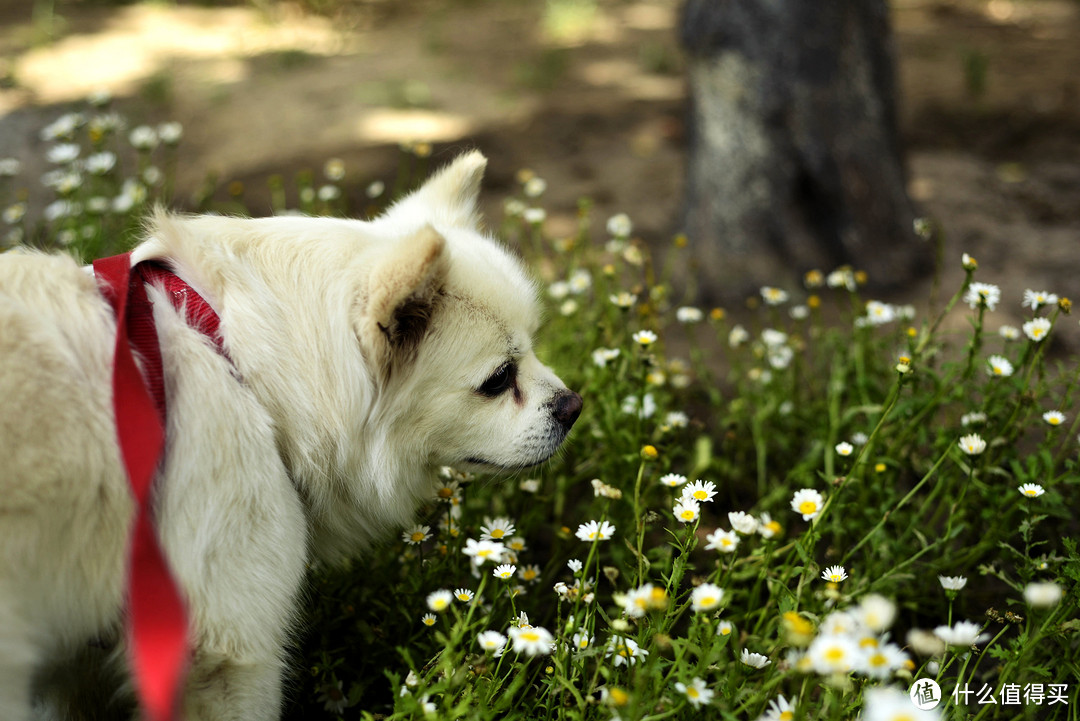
xmin=0 ymin=251 xmax=133 ymax=719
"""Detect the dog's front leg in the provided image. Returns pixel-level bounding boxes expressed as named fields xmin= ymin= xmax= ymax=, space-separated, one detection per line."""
xmin=181 ymin=650 xmax=287 ymax=721
xmin=151 ymin=305 xmax=309 ymax=720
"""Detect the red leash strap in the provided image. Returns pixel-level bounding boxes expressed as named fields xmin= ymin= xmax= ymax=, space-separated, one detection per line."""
xmin=93 ymin=252 xmax=189 ymax=721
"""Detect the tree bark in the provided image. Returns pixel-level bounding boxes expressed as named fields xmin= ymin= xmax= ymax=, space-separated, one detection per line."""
xmin=680 ymin=0 xmax=927 ymax=300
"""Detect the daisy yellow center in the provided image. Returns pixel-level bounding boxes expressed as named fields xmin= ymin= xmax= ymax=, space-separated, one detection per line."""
xmin=779 ymin=713 xmax=794 ymax=721
xmin=680 ymin=509 xmax=696 ymax=520
xmin=824 ymin=647 xmax=846 ymax=662
xmin=634 ymin=597 xmax=649 ymax=609
xmin=437 ymin=488 xmax=453 ymax=498
xmin=432 ymin=600 xmax=448 ymax=610
xmin=1048 ymin=417 xmax=1062 ymax=425
xmin=588 ymin=531 xmax=599 ymax=540
xmin=410 ymin=532 xmax=426 ymax=542
xmin=700 ymin=595 xmax=717 ymax=606
xmin=766 ymin=521 xmax=782 ymax=534
xmin=869 ymin=652 xmax=887 ymax=667
xmin=522 ymin=569 xmax=537 ymax=580
xmin=799 ymin=501 xmax=818 ymax=515
xmin=692 ymin=490 xmax=707 ymax=500
xmin=722 ymin=539 xmax=734 ymax=548
xmin=489 ymin=529 xmax=505 ymax=538
xmin=993 ymin=366 xmax=1003 ymax=374
xmin=456 ymin=593 xmax=470 ymax=601
xmin=1033 ymin=329 xmax=1045 ymax=338
xmin=686 ymin=687 xmax=700 ymax=699
xmin=423 ymin=617 xmax=436 ymax=626
xmin=520 ymin=630 xmax=540 ymax=642
xmin=609 ymin=688 xmax=629 ymax=706
xmin=859 ymin=637 xmax=879 ymax=648
xmin=719 ymin=626 xmax=732 ymax=635
xmin=477 ymin=549 xmax=493 ymax=558
xmin=1024 ymin=489 xmax=1038 ymax=496
xmin=578 ymin=639 xmax=588 ymax=648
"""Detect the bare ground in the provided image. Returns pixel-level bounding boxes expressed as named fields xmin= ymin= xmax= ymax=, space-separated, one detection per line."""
xmin=1 ymin=0 xmax=1078 ymax=333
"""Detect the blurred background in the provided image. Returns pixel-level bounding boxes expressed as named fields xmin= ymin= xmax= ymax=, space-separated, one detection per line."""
xmin=1 ymin=0 xmax=1078 ymax=312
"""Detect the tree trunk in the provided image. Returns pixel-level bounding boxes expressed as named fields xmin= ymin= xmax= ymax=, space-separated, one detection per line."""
xmin=680 ymin=0 xmax=927 ymax=300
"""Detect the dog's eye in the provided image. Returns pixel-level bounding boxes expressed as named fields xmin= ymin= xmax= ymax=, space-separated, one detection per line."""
xmin=478 ymin=363 xmax=516 ymax=397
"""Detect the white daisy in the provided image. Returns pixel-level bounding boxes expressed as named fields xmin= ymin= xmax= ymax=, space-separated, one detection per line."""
xmin=835 ymin=442 xmax=854 ymax=457
xmin=690 ymin=583 xmax=724 ymax=612
xmin=728 ymin=511 xmax=759 ymax=535
xmin=1043 ymin=410 xmax=1066 ymax=426
xmin=606 ymin=635 xmax=648 ymax=667
xmin=728 ymin=326 xmax=751 ymax=350
xmin=986 ymin=355 xmax=1014 ymax=377
xmin=957 ymin=433 xmax=986 ymax=455
xmin=576 ymin=519 xmax=615 ymax=542
xmin=740 ymin=648 xmax=771 ymax=669
xmin=790 ymin=488 xmax=824 ymax=521
xmin=938 ymin=575 xmax=968 ymax=591
xmin=659 ymin=473 xmax=688 ymax=487
xmin=856 ymin=594 xmax=897 ymax=633
xmin=1018 ymin=483 xmax=1045 ymax=498
xmin=461 ymin=538 xmax=506 ymax=565
xmin=674 ymin=677 xmax=714 ymax=708
xmin=493 ymin=564 xmax=517 ymax=580
xmin=673 ymin=498 xmax=701 ymax=524
xmin=964 ymin=282 xmax=1001 ymax=311
xmin=401 ymin=524 xmax=432 ymax=545
xmin=507 ymin=625 xmax=554 ymax=656
xmin=676 ymin=306 xmax=704 ymax=323
xmin=1023 ymin=317 xmax=1051 ymax=342
xmin=480 ymin=516 xmax=517 ymax=541
xmin=998 ymin=325 xmax=1021 ymax=341
xmin=757 ymin=513 xmax=782 ymax=539
xmin=821 ymin=565 xmax=848 ymax=583
xmin=933 ymin=620 xmax=990 ymax=647
xmin=426 ymin=589 xmax=453 ymax=612
xmin=807 ymin=633 xmax=859 ymax=675
xmin=760 ymin=286 xmax=789 ymax=306
xmin=681 ymin=479 xmax=717 ymax=503
xmin=1022 ymin=289 xmax=1058 ymax=310
xmin=1023 ymin=581 xmax=1063 ymax=608
xmin=863 ymin=686 xmax=941 ymax=721
xmin=633 ymin=329 xmax=658 ymax=346
xmin=606 ymin=212 xmax=633 ymax=238
xmin=704 ymin=528 xmax=739 ymax=553
xmin=477 ymin=630 xmax=507 ymax=653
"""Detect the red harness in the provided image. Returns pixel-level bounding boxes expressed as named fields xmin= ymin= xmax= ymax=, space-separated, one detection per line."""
xmin=93 ymin=252 xmax=227 ymax=721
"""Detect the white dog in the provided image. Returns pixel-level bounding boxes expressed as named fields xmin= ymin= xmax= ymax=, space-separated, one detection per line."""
xmin=0 ymin=151 xmax=581 ymax=719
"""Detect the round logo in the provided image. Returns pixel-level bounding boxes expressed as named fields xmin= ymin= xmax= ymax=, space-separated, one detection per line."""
xmin=910 ymin=678 xmax=943 ymax=710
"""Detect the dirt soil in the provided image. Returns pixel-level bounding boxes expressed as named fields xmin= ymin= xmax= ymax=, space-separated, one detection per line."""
xmin=1 ymin=0 xmax=1078 ymax=336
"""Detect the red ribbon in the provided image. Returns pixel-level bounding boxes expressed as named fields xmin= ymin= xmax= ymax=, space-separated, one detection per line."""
xmin=93 ymin=253 xmax=190 ymax=721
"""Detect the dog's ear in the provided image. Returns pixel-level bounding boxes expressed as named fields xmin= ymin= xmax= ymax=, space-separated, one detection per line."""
xmin=356 ymin=224 xmax=449 ymax=369
xmin=384 ymin=151 xmax=487 ymax=230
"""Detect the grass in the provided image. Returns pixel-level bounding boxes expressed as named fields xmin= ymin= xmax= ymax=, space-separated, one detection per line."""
xmin=3 ymin=97 xmax=1079 ymax=721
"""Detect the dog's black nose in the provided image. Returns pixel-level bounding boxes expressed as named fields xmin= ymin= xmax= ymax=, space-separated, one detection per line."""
xmin=552 ymin=390 xmax=583 ymax=429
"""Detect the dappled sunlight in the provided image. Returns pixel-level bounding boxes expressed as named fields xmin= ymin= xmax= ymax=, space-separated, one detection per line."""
xmin=11 ymin=4 xmax=347 ymax=105
xmin=354 ymin=109 xmax=474 ymax=145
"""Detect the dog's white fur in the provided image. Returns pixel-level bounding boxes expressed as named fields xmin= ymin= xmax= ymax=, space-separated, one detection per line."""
xmin=0 ymin=152 xmax=578 ymax=719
